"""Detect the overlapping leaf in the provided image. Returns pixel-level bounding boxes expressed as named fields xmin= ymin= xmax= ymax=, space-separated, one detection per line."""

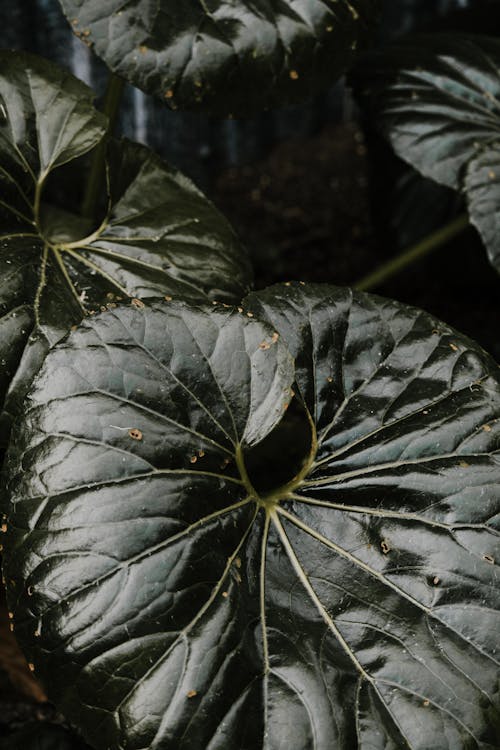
xmin=2 ymin=284 xmax=499 ymax=750
xmin=354 ymin=34 xmax=500 ymax=274
xmin=0 ymin=51 xmax=251 ymax=451
xmin=59 ymin=0 xmax=381 ymax=115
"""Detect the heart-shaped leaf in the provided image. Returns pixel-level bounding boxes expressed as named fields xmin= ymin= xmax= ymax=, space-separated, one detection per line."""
xmin=0 ymin=51 xmax=107 ymax=192
xmin=2 ymin=284 xmax=499 ymax=750
xmin=354 ymin=34 xmax=500 ymax=274
xmin=58 ymin=0 xmax=382 ymax=115
xmin=0 ymin=51 xmax=251 ymax=451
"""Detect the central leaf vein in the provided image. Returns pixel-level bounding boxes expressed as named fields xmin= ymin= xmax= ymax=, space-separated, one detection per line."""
xmin=312 ymin=377 xmax=489 ymax=471
xmin=52 ymin=246 xmax=87 ymax=314
xmin=63 ymin=247 xmax=130 ymax=298
xmin=271 ymin=511 xmax=370 ymax=681
xmin=115 ymin=316 xmax=237 ymax=447
xmin=289 ymin=493 xmax=497 ymax=533
xmin=38 ymin=387 xmax=233 ymax=458
xmin=277 ymin=507 xmax=500 ymax=667
xmin=111 ymin=504 xmax=258 ymax=716
xmin=303 ymin=451 xmax=490 ymax=488
xmin=37 ymin=497 xmax=253 ymax=629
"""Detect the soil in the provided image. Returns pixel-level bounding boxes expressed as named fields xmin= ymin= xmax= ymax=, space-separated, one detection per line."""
xmin=212 ymin=123 xmax=376 ymax=289
xmin=211 ymin=122 xmax=499 ymax=362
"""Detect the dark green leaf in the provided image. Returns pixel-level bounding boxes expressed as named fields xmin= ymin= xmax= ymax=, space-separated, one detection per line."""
xmin=354 ymin=35 xmax=500 ymax=189
xmin=0 ymin=238 xmax=37 ymax=450
xmin=465 ymin=141 xmax=500 ymax=272
xmin=58 ymin=0 xmax=381 ymax=115
xmin=3 ymin=284 xmax=499 ymax=749
xmin=0 ymin=51 xmax=106 ymax=188
xmin=0 ymin=51 xmax=251 ymax=447
xmin=354 ymin=34 xmax=500 ymax=274
xmin=77 ymin=138 xmax=251 ymax=303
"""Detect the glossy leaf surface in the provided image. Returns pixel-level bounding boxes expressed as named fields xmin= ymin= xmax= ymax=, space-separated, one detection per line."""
xmin=354 ymin=34 xmax=500 ymax=273
xmin=59 ymin=0 xmax=381 ymax=115
xmin=0 ymin=51 xmax=106 ymax=189
xmin=465 ymin=142 xmax=500 ymax=272
xmin=0 ymin=51 xmax=251 ymax=446
xmin=3 ymin=284 xmax=500 ymax=749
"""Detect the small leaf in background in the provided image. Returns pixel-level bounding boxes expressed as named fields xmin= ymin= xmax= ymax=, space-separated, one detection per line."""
xmin=353 ymin=33 xmax=500 ymax=274
xmin=2 ymin=285 xmax=499 ymax=750
xmin=59 ymin=0 xmax=382 ymax=115
xmin=0 ymin=51 xmax=252 ymax=461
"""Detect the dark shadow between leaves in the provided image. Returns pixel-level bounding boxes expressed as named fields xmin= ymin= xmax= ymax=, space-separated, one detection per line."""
xmin=243 ymin=394 xmax=313 ymax=496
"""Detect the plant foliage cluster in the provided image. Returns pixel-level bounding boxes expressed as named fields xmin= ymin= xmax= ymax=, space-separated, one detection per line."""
xmin=0 ymin=2 xmax=499 ymax=749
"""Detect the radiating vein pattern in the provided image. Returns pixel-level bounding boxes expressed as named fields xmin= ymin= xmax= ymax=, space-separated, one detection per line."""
xmin=3 ymin=285 xmax=500 ymax=750
xmin=247 ymin=283 xmax=500 ymax=748
xmin=0 ymin=51 xmax=252 ymax=466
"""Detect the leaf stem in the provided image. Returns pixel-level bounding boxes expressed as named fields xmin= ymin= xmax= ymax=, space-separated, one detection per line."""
xmin=0 ymin=232 xmax=39 ymax=242
xmin=33 ymin=173 xmax=47 ymax=233
xmin=354 ymin=213 xmax=470 ymax=292
xmin=63 ymin=247 xmax=130 ymax=298
xmin=260 ymin=511 xmax=271 ymax=676
xmin=235 ymin=443 xmax=258 ymax=500
xmin=52 ymin=246 xmax=87 ymax=314
xmin=0 ymin=198 xmax=34 ymax=227
xmin=81 ymin=73 xmax=125 ymax=221
xmin=33 ymin=243 xmax=49 ymax=325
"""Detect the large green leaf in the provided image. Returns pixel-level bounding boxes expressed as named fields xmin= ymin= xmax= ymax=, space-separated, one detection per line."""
xmin=2 ymin=284 xmax=499 ymax=750
xmin=0 ymin=51 xmax=251 ymax=448
xmin=58 ymin=0 xmax=381 ymax=115
xmin=354 ymin=34 xmax=500 ymax=274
